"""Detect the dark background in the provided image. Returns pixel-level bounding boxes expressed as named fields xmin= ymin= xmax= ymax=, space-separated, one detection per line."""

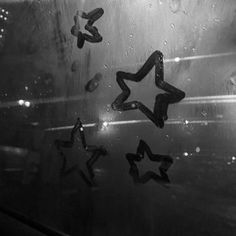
xmin=0 ymin=0 xmax=235 ymax=235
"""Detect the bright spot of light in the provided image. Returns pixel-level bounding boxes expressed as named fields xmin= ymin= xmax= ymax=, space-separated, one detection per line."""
xmin=0 ymin=145 xmax=28 ymax=156
xmin=183 ymin=152 xmax=189 ymax=157
xmin=232 ymin=156 xmax=236 ymax=161
xmin=24 ymin=101 xmax=31 ymax=107
xmin=174 ymin=57 xmax=180 ymax=62
xmin=103 ymin=121 xmax=108 ymax=128
xmin=18 ymin=99 xmax=25 ymax=106
xmin=103 ymin=121 xmax=108 ymax=127
xmin=100 ymin=121 xmax=109 ymax=131
xmin=30 ymin=122 xmax=39 ymax=126
xmin=195 ymin=147 xmax=200 ymax=153
xmin=184 ymin=120 xmax=189 ymax=125
xmin=94 ymin=168 xmax=104 ymax=173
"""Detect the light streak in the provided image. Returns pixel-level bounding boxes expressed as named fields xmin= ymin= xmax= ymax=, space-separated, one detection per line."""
xmin=45 ymin=118 xmax=233 ymax=132
xmin=1 ymin=94 xmax=236 ymax=109
xmin=112 ymin=51 xmax=236 ymax=69
xmin=0 ymin=145 xmax=28 ymax=155
xmin=0 ymin=94 xmax=87 ymax=109
xmin=0 ymin=50 xmax=235 ymax=109
xmin=181 ymin=95 xmax=236 ymax=104
xmin=165 ymin=52 xmax=236 ymax=63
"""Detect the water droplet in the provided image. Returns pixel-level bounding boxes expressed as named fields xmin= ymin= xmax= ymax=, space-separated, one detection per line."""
xmin=192 ymin=47 xmax=196 ymax=53
xmin=71 ymin=60 xmax=80 ymax=72
xmin=129 ymin=46 xmax=134 ymax=51
xmin=104 ymin=64 xmax=108 ymax=70
xmin=195 ymin=147 xmax=200 ymax=153
xmin=214 ymin=18 xmax=220 ymax=23
xmin=183 ymin=152 xmax=188 ymax=157
xmin=159 ymin=0 xmax=163 ymax=5
xmin=201 ymin=110 xmax=207 ymax=117
xmin=170 ymin=23 xmax=175 ymax=29
xmin=216 ymin=114 xmax=223 ymax=119
xmin=193 ymin=25 xmax=198 ymax=31
xmin=85 ymin=73 xmax=102 ymax=92
xmin=25 ymin=86 xmax=28 ymax=91
xmin=169 ymin=0 xmax=181 ymax=13
xmin=106 ymin=104 xmax=111 ymax=112
xmin=202 ymin=25 xmax=207 ymax=31
xmin=163 ymin=40 xmax=168 ymax=46
xmin=211 ymin=4 xmax=216 ymax=8
xmin=129 ymin=33 xmax=133 ymax=38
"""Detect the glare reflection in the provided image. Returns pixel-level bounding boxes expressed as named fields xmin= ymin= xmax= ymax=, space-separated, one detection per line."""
xmin=174 ymin=57 xmax=180 ymax=62
xmin=18 ymin=99 xmax=24 ymax=106
xmin=45 ymin=118 xmax=236 ymax=132
xmin=17 ymin=99 xmax=31 ymax=107
xmin=98 ymin=121 xmax=110 ymax=132
xmin=0 ymin=145 xmax=28 ymax=156
xmin=2 ymin=94 xmax=236 ymax=109
xmin=112 ymin=51 xmax=236 ymax=69
xmin=183 ymin=152 xmax=189 ymax=157
xmin=184 ymin=120 xmax=189 ymax=125
xmin=102 ymin=121 xmax=109 ymax=128
xmin=24 ymin=101 xmax=30 ymax=107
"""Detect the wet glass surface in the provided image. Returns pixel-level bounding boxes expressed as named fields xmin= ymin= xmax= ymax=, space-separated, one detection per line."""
xmin=0 ymin=0 xmax=236 ymax=235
